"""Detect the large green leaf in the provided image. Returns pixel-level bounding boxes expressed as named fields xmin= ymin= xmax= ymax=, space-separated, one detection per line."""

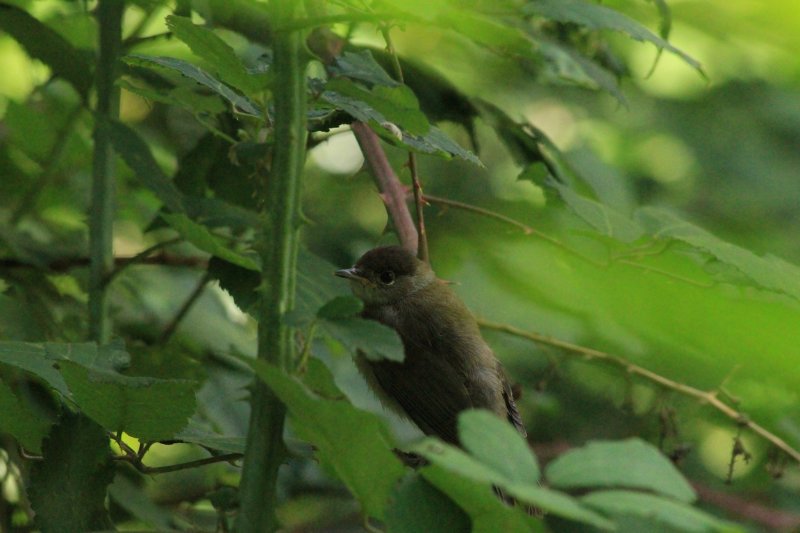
xmin=0 ymin=379 xmax=52 ymax=453
xmin=330 ymin=50 xmax=400 ymax=88
xmin=412 ymin=438 xmax=612 ymax=529
xmin=166 ymin=15 xmax=266 ymax=94
xmin=581 ymin=490 xmax=742 ymax=532
xmin=124 ymin=54 xmax=262 ymax=117
xmin=28 ymin=412 xmax=115 ymax=532
xmin=161 ymin=213 xmax=260 ymax=271
xmin=0 ymin=4 xmax=93 ymax=98
xmin=59 ymin=360 xmax=197 ymax=441
xmin=252 ymin=361 xmax=405 ymax=519
xmin=384 ymin=473 xmax=471 ymax=533
xmin=524 ymin=0 xmax=702 ymax=73
xmin=319 ymin=316 xmax=405 ymax=362
xmin=545 ymin=439 xmax=696 ymax=503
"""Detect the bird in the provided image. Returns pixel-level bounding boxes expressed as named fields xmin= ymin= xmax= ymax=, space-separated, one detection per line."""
xmin=335 ymin=245 xmax=526 ymax=446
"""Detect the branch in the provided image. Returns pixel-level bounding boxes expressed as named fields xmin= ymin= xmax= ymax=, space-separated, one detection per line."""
xmin=158 ymin=272 xmax=212 ymax=344
xmin=0 ymin=253 xmax=206 ymax=273
xmin=351 ymin=122 xmax=419 ymax=253
xmin=478 ymin=319 xmax=800 ymax=465
xmin=114 ymin=451 xmax=243 ymax=475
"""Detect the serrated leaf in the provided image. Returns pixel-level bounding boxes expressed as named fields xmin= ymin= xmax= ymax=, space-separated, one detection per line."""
xmin=581 ymin=490 xmax=741 ymax=532
xmin=636 ymin=207 xmax=800 ymax=301
xmin=166 ymin=15 xmax=265 ymax=94
xmin=208 ymin=257 xmax=261 ymax=313
xmin=29 ymin=412 xmax=114 ymax=532
xmin=59 ymin=360 xmax=197 ymax=441
xmin=161 ymin=213 xmax=260 ymax=271
xmin=554 ymin=181 xmax=645 ymax=243
xmin=413 ymin=438 xmax=610 ymax=529
xmin=385 ymin=473 xmax=471 ymax=533
xmin=545 ymin=438 xmax=695 ymax=503
xmin=251 ymin=361 xmax=405 ymax=519
xmin=124 ymin=54 xmax=262 ymax=117
xmin=320 ymin=316 xmax=404 ymax=362
xmin=174 ymin=419 xmax=246 ymax=454
xmin=324 ymin=78 xmax=429 ymax=135
xmin=0 ymin=4 xmax=92 ymax=98
xmin=458 ymin=410 xmax=540 ymax=486
xmin=103 ymin=118 xmax=186 ymax=213
xmin=331 ymin=50 xmax=399 ymax=87
xmin=524 ymin=0 xmax=702 ymax=73
xmin=317 ymin=295 xmax=363 ymax=319
xmin=301 ymin=357 xmax=345 ymax=400
xmin=0 ymin=380 xmax=52 ymax=453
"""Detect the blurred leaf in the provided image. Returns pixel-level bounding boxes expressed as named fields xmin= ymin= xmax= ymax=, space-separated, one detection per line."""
xmin=412 ymin=439 xmax=611 ymax=528
xmin=300 ymin=357 xmax=346 ymax=400
xmin=553 ymin=181 xmax=645 ymax=242
xmin=537 ymin=40 xmax=626 ymax=104
xmin=161 ymin=213 xmax=260 ymax=271
xmin=166 ymin=15 xmax=266 ymax=94
xmin=330 ymin=50 xmax=400 ymax=87
xmin=385 ymin=473 xmax=471 ymax=533
xmin=124 ymin=54 xmax=262 ymax=117
xmin=59 ymin=360 xmax=196 ymax=441
xmin=524 ymin=0 xmax=702 ymax=73
xmin=0 ymin=379 xmax=52 ymax=453
xmin=252 ymin=361 xmax=405 ymax=519
xmin=0 ymin=4 xmax=92 ymax=98
xmin=317 ymin=295 xmax=363 ymax=319
xmin=29 ymin=412 xmax=114 ymax=532
xmin=637 ymin=207 xmax=800 ymax=301
xmin=581 ymin=490 xmax=741 ymax=532
xmin=174 ymin=419 xmax=246 ymax=453
xmin=103 ymin=118 xmax=186 ymax=213
xmin=545 ymin=439 xmax=695 ymax=503
xmin=319 ymin=316 xmax=404 ymax=362
xmin=108 ymin=475 xmax=175 ymax=530
xmin=458 ymin=410 xmax=540 ymax=485
xmin=207 ymin=257 xmax=261 ymax=314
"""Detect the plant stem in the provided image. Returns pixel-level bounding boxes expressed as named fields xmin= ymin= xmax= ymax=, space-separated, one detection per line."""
xmin=88 ymin=0 xmax=123 ymax=344
xmin=236 ymin=1 xmax=307 ymax=530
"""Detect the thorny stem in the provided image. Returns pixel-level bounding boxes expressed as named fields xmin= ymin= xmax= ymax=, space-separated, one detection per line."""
xmin=478 ymin=318 xmax=800 ymax=464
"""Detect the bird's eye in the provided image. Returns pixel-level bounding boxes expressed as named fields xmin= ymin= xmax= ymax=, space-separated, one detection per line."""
xmin=378 ymin=270 xmax=396 ymax=285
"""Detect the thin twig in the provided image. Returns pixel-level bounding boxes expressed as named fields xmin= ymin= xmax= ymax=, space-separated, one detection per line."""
xmin=159 ymin=272 xmax=212 ymax=344
xmin=115 ymin=451 xmax=243 ymax=474
xmin=380 ymin=25 xmax=429 ymax=262
xmin=105 ymin=236 xmax=183 ymax=284
xmin=477 ymin=318 xmax=800 ymax=464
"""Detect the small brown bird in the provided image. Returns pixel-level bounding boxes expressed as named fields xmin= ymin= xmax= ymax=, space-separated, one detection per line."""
xmin=335 ymin=246 xmax=526 ymax=445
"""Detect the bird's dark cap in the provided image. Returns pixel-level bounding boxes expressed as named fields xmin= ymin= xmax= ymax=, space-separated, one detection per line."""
xmin=353 ymin=246 xmax=419 ymax=277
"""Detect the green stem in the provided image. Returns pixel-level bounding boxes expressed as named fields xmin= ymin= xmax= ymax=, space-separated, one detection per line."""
xmin=236 ymin=1 xmax=307 ymax=531
xmin=89 ymin=0 xmax=123 ymax=344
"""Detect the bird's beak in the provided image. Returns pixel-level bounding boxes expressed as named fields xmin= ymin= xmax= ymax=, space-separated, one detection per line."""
xmin=335 ymin=267 xmax=364 ymax=280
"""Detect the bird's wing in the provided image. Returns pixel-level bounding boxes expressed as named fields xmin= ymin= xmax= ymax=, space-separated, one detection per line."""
xmin=500 ymin=366 xmax=527 ymax=438
xmin=369 ymin=352 xmax=474 ymax=444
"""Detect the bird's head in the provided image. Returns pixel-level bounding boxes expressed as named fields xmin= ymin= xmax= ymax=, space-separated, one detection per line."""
xmin=335 ymin=246 xmax=434 ymax=305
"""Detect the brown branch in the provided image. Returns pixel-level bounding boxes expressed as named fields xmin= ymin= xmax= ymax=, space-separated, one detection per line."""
xmin=477 ymin=318 xmax=800 ymax=465
xmin=0 ymin=254 xmax=207 ymax=273
xmin=692 ymin=482 xmax=800 ymax=531
xmin=115 ymin=451 xmax=243 ymax=475
xmin=351 ymin=121 xmax=419 ymax=253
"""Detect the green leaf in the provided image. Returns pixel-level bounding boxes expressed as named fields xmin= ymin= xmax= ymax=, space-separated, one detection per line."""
xmin=300 ymin=357 xmax=346 ymax=400
xmin=109 ymin=475 xmax=175 ymax=531
xmin=553 ymin=181 xmax=645 ymax=243
xmin=103 ymin=119 xmax=186 ymax=213
xmin=385 ymin=473 xmax=471 ymax=533
xmin=174 ymin=419 xmax=246 ymax=454
xmin=0 ymin=379 xmax=52 ymax=453
xmin=524 ymin=0 xmax=703 ymax=73
xmin=637 ymin=207 xmax=800 ymax=301
xmin=330 ymin=50 xmax=400 ymax=87
xmin=324 ymin=78 xmax=430 ymax=135
xmin=208 ymin=257 xmax=261 ymax=314
xmin=251 ymin=361 xmax=405 ymax=519
xmin=545 ymin=439 xmax=695 ymax=503
xmin=161 ymin=213 xmax=260 ymax=271
xmin=458 ymin=410 xmax=540 ymax=485
xmin=413 ymin=438 xmax=611 ymax=529
xmin=316 ymin=295 xmax=363 ymax=319
xmin=59 ymin=360 xmax=197 ymax=441
xmin=166 ymin=15 xmax=265 ymax=94
xmin=28 ymin=412 xmax=114 ymax=532
xmin=0 ymin=4 xmax=93 ymax=98
xmin=581 ymin=490 xmax=742 ymax=532
xmin=319 ymin=316 xmax=405 ymax=362
xmin=124 ymin=54 xmax=262 ymax=117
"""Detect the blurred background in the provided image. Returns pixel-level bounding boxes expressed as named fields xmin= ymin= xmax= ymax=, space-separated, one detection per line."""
xmin=1 ymin=0 xmax=799 ymax=530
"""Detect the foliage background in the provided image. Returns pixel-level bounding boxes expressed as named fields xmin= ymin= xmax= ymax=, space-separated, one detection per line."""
xmin=0 ymin=0 xmax=799 ymax=531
